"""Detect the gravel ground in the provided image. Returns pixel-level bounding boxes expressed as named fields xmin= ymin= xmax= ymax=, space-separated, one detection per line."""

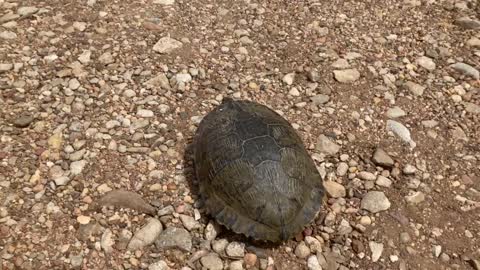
xmin=1 ymin=0 xmax=480 ymax=269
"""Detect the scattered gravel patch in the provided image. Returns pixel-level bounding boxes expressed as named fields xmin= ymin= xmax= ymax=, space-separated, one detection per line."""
xmin=0 ymin=1 xmax=478 ymax=269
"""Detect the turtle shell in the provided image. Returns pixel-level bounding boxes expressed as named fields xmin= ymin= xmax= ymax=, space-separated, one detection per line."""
xmin=193 ymin=98 xmax=325 ymax=242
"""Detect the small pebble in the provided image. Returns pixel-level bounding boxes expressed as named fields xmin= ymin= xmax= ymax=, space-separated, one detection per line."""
xmin=225 ymin=242 xmax=245 ymax=257
xmin=369 ymin=242 xmax=384 ymax=262
xmin=403 ymin=164 xmax=417 ymax=175
xmin=294 ymin=242 xmax=311 ymax=259
xmin=333 ymin=68 xmax=360 ymax=83
xmin=77 ymin=215 xmax=91 ymax=225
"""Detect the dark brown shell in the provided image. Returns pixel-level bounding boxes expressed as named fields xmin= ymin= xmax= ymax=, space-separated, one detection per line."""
xmin=193 ymin=98 xmax=325 ymax=242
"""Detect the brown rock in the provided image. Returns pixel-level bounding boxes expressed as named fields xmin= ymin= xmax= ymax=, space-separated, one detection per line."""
xmin=352 ymin=239 xmax=365 ymax=253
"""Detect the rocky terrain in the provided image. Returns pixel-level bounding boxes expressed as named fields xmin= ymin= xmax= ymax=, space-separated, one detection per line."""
xmin=1 ymin=0 xmax=480 ymax=269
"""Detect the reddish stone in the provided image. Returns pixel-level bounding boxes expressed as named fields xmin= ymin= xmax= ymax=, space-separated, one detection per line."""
xmin=303 ymin=227 xmax=313 ymax=237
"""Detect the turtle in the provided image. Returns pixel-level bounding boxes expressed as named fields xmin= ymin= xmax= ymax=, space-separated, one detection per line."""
xmin=193 ymin=97 xmax=325 ymax=243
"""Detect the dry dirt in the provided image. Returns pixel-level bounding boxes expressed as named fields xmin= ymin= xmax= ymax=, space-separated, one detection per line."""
xmin=0 ymin=0 xmax=480 ymax=270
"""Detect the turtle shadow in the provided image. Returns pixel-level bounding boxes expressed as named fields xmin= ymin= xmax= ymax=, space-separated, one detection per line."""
xmin=182 ymin=139 xmax=284 ymax=255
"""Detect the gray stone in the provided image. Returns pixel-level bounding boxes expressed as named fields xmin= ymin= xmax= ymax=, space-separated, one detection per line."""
xmin=345 ymin=52 xmax=363 ymax=60
xmin=387 ymin=106 xmax=406 ymax=118
xmin=455 ymin=17 xmax=480 ymax=30
xmin=323 ymin=180 xmax=346 ymax=198
xmin=307 ymin=70 xmax=320 ymax=82
xmin=0 ymin=13 xmax=20 ymax=24
xmin=174 ymin=73 xmax=192 ymax=84
xmin=358 ymin=171 xmax=376 ymax=181
xmin=467 ymin=37 xmax=480 ymax=48
xmin=200 ymin=253 xmax=223 ymax=270
xmin=450 ymin=62 xmax=479 ymax=80
xmin=451 ymin=127 xmax=468 ymax=141
xmin=404 ymin=81 xmax=426 ymax=96
xmin=333 ymin=68 xmax=360 ymax=83
xmin=123 ymin=89 xmax=136 ymax=97
xmin=101 ymin=229 xmax=115 ymax=253
xmin=73 ymin=22 xmax=87 ymax=32
xmin=331 ymin=58 xmax=350 ymax=69
xmin=0 ymin=31 xmax=17 ymax=39
xmin=307 ymin=255 xmax=322 ymax=270
xmin=69 ymin=78 xmax=81 ymax=90
xmin=416 ymin=56 xmax=436 ymax=71
xmin=316 ymin=135 xmax=340 ymax=156
xmin=336 ymin=162 xmax=349 ymax=176
xmin=128 ymin=218 xmax=163 ymax=250
xmin=372 ymin=148 xmax=394 ymax=167
xmin=54 ymin=176 xmax=71 ymax=186
xmin=433 ymin=245 xmax=442 ymax=258
xmin=225 ymin=241 xmax=245 ymax=257
xmin=99 ymin=52 xmax=114 ymax=64
xmin=304 ymin=236 xmax=322 ymax=253
xmin=404 ymin=0 xmax=421 ymax=6
xmin=78 ymin=50 xmax=91 ymax=64
xmin=117 ymin=229 xmax=133 ymax=250
xmin=204 ymin=220 xmax=220 ymax=241
xmin=69 ymin=149 xmax=85 ymax=161
xmin=440 ymin=253 xmax=450 ymax=262
xmin=137 ymin=109 xmax=154 ymax=118
xmin=70 ymin=160 xmax=87 ymax=175
xmin=319 ymin=251 xmax=339 ymax=270
xmin=376 ymin=176 xmax=392 ymax=188
xmin=17 ymin=6 xmax=39 ymax=16
xmin=212 ymin=239 xmax=228 ymax=253
xmin=0 ymin=63 xmax=13 ymax=72
xmin=386 ymin=120 xmax=416 ymax=149
xmin=179 ymin=214 xmax=201 ymax=231
xmin=145 ymin=74 xmax=171 ymax=89
xmin=288 ymin=87 xmax=300 ymax=96
xmin=295 ymin=241 xmax=311 ymax=259
xmin=106 ymin=120 xmax=120 ymax=129
xmin=155 ymin=227 xmax=192 ymax=252
xmin=96 ymin=190 xmax=157 ymax=215
xmin=361 ymin=191 xmax=391 ymax=213
xmin=158 ymin=205 xmax=175 ymax=216
xmin=403 ymin=164 xmax=417 ymax=175
xmin=337 ymin=219 xmax=352 ymax=235
xmin=465 ymin=102 xmax=480 ymax=114
xmin=148 ymin=260 xmax=170 ymax=270
xmin=422 ymin=120 xmax=438 ymax=128
xmin=311 ymin=94 xmax=330 ymax=105
xmin=70 ymin=254 xmax=83 ymax=267
xmin=229 ymin=261 xmax=243 ymax=270
xmin=282 ymin=73 xmax=295 ymax=85
xmin=399 ymin=232 xmax=411 ymax=243
xmin=369 ymin=242 xmax=383 ymax=262
xmin=153 ymin=0 xmax=175 ymax=4
xmin=153 ymin=37 xmax=183 ymax=54
xmin=13 ymin=115 xmax=34 ymax=128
